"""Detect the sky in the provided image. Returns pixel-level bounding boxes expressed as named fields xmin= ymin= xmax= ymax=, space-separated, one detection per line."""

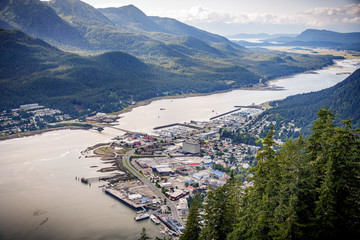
xmin=79 ymin=0 xmax=360 ymax=36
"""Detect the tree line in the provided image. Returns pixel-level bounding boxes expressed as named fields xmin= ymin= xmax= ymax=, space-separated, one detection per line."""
xmin=180 ymin=108 xmax=360 ymax=239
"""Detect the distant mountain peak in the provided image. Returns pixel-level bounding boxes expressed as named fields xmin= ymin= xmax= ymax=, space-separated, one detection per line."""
xmin=296 ymin=28 xmax=360 ymax=44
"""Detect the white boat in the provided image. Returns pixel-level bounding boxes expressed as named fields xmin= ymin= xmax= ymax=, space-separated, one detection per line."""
xmin=150 ymin=214 xmax=160 ymax=224
xmin=134 ymin=213 xmax=150 ymax=221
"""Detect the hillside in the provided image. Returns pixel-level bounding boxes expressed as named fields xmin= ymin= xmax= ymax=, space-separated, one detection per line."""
xmin=264 ymin=68 xmax=360 ymax=134
xmin=0 ymin=28 xmax=263 ymax=115
xmin=99 ymin=5 xmax=240 ymax=47
xmin=0 ymin=0 xmax=335 ymax=72
xmin=0 ymin=0 xmax=86 ymax=47
xmin=0 ymin=28 xmax=153 ymax=115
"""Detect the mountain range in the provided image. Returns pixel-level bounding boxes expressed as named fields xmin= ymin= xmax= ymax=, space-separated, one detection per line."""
xmin=232 ymin=29 xmax=360 ymax=51
xmin=0 ymin=0 xmax=343 ymax=115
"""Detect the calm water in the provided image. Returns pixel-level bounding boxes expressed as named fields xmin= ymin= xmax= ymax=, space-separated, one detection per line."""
xmin=0 ymin=58 xmax=359 ymax=240
xmin=118 ymin=59 xmax=360 ymax=133
xmin=0 ymin=130 xmax=161 ymax=240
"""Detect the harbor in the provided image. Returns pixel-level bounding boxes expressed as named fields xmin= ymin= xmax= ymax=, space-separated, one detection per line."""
xmin=0 ymin=59 xmax=358 ymax=240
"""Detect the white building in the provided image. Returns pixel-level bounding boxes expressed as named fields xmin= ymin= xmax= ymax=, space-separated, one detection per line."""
xmin=177 ymin=198 xmax=189 ymax=219
xmin=182 ymin=140 xmax=200 ymax=154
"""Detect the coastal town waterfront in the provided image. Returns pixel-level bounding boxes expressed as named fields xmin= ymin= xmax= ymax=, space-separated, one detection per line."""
xmin=0 ymin=58 xmax=359 ymax=240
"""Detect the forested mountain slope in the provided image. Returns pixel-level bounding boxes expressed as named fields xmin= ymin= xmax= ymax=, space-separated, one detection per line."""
xmin=0 ymin=0 xmax=86 ymax=47
xmin=265 ymin=68 xmax=360 ymax=133
xmin=0 ymin=28 xmax=261 ymax=115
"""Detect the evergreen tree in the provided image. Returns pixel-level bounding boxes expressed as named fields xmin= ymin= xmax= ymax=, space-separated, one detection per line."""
xmin=228 ymin=108 xmax=360 ymax=239
xmin=201 ymin=173 xmax=238 ymax=240
xmin=180 ymin=195 xmax=202 ymax=240
xmin=230 ymin=127 xmax=280 ymax=239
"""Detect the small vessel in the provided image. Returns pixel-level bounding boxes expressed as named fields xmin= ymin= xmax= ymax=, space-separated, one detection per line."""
xmin=134 ymin=213 xmax=150 ymax=221
xmin=150 ymin=214 xmax=160 ymax=225
xmin=160 ymin=108 xmax=165 ymax=110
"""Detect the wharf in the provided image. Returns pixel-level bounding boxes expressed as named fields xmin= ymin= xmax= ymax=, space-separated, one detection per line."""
xmin=210 ymin=104 xmax=264 ymax=120
xmin=105 ymin=188 xmax=146 ymax=211
xmin=210 ymin=108 xmax=242 ymax=120
xmin=153 ymin=123 xmax=202 ymax=130
xmin=81 ymin=173 xmax=122 ymax=184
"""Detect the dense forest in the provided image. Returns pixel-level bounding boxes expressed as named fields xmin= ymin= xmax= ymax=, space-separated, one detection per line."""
xmin=262 ymin=68 xmax=360 ymax=136
xmin=180 ymin=108 xmax=360 ymax=240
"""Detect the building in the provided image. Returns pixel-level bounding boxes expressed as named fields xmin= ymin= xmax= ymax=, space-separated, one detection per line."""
xmin=182 ymin=140 xmax=200 ymax=154
xmin=177 ymin=198 xmax=189 ymax=219
xmin=193 ymin=171 xmax=210 ymax=180
xmin=152 ymin=165 xmax=174 ymax=176
xmin=169 ymin=190 xmax=189 ymax=201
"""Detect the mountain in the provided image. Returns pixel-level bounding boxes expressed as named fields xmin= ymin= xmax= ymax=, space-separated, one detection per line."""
xmin=0 ymin=28 xmax=153 ymax=114
xmin=0 ymin=1 xmax=341 ymax=116
xmin=47 ymin=0 xmax=114 ymax=30
xmin=234 ymin=29 xmax=360 ymax=51
xmin=0 ymin=28 xmax=263 ymax=115
xmin=295 ymin=29 xmax=360 ymax=44
xmin=98 ymin=5 xmax=167 ymax=34
xmin=99 ymin=5 xmax=240 ymax=48
xmin=0 ymin=0 xmax=86 ymax=47
xmin=264 ymin=68 xmax=360 ymax=134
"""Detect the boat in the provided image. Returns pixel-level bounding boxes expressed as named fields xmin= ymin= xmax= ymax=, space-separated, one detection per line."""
xmin=134 ymin=213 xmax=150 ymax=221
xmin=150 ymin=214 xmax=160 ymax=225
xmin=160 ymin=108 xmax=165 ymax=110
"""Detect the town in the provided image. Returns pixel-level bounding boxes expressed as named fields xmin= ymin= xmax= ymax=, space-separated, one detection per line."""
xmin=0 ymin=102 xmax=302 ymax=237
xmin=79 ymin=105 xmax=302 ymax=238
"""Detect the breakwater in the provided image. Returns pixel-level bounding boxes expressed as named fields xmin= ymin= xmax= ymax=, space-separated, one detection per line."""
xmin=153 ymin=123 xmax=202 ymax=130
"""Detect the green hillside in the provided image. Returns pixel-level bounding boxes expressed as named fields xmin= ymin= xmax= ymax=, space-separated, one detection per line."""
xmin=0 ymin=28 xmax=262 ymax=115
xmin=0 ymin=0 xmax=86 ymax=47
xmin=264 ymin=68 xmax=360 ymax=134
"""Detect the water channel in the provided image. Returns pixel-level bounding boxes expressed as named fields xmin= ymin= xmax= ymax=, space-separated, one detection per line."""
xmin=0 ymin=58 xmax=359 ymax=240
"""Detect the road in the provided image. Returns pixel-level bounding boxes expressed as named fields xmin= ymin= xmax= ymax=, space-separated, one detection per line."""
xmin=121 ymin=149 xmax=183 ymax=225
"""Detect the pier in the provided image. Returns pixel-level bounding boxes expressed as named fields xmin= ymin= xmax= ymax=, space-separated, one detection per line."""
xmin=105 ymin=188 xmax=146 ymax=211
xmin=153 ymin=123 xmax=202 ymax=130
xmin=210 ymin=104 xmax=264 ymax=120
xmin=210 ymin=108 xmax=242 ymax=120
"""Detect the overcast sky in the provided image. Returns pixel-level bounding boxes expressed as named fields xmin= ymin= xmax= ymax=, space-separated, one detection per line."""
xmin=79 ymin=0 xmax=360 ymax=35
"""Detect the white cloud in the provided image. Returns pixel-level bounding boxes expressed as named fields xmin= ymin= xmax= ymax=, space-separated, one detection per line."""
xmin=302 ymin=3 xmax=360 ymax=25
xmin=149 ymin=3 xmax=360 ymax=27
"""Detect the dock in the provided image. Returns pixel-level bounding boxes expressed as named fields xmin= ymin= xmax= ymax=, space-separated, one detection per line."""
xmin=81 ymin=173 xmax=122 ymax=184
xmin=210 ymin=108 xmax=242 ymax=120
xmin=210 ymin=104 xmax=264 ymax=120
xmin=153 ymin=123 xmax=202 ymax=130
xmin=105 ymin=188 xmax=146 ymax=211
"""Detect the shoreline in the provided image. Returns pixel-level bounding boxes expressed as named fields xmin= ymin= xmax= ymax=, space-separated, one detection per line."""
xmin=115 ymin=57 xmax=350 ymax=116
xmin=116 ymin=83 xmax=284 ymax=116
xmin=1 ymin=58 xmax=355 ymax=142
